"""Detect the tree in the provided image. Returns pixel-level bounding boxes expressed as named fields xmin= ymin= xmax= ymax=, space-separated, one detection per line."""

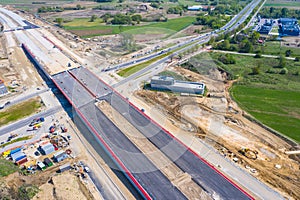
xmin=285 ymin=49 xmax=292 ymax=57
xmin=76 ymin=4 xmax=82 ymax=10
xmin=281 ymin=8 xmax=288 ymax=17
xmin=131 ymin=14 xmax=142 ymax=22
xmin=251 ymin=65 xmax=260 ymax=75
xmin=89 ymin=15 xmax=97 ymax=22
xmin=101 ymin=13 xmax=111 ymax=23
xmin=239 ymin=39 xmax=253 ymax=53
xmin=279 ymin=55 xmax=286 ymax=68
xmin=120 ymin=33 xmax=137 ymax=52
xmin=250 ymin=31 xmax=260 ymax=44
xmin=254 ymin=53 xmax=262 ymax=58
xmin=279 ymin=68 xmax=288 ymax=74
xmin=55 ymin=18 xmax=63 ymax=27
xmin=208 ymin=37 xmax=215 ymax=45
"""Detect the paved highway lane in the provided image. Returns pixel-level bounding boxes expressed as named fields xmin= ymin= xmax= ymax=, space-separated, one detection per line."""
xmin=79 ymin=103 xmax=187 ymax=200
xmin=105 ymin=93 xmax=253 ymax=200
xmin=53 ymin=71 xmax=187 ymax=200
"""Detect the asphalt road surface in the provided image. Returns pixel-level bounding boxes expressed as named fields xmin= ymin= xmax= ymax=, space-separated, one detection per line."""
xmin=53 ymin=71 xmax=187 ymax=199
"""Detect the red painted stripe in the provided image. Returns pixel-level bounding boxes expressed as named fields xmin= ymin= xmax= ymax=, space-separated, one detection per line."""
xmin=43 ymin=36 xmax=63 ymax=52
xmin=84 ymin=67 xmax=255 ymax=200
xmin=68 ymin=69 xmax=96 ymax=98
xmin=52 ymin=74 xmax=152 ymax=200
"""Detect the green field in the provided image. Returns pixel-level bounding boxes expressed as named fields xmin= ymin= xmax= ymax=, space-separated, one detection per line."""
xmin=0 ymin=98 xmax=43 ymax=126
xmin=263 ymin=41 xmax=300 ymax=57
xmin=0 ymin=159 xmax=19 ymax=177
xmin=185 ymin=52 xmax=300 ymax=142
xmin=264 ymin=0 xmax=300 ymax=8
xmin=63 ymin=17 xmax=196 ymax=37
xmin=117 ymin=51 xmax=173 ymax=77
xmin=0 ymin=0 xmax=72 ymax=4
xmin=231 ymin=85 xmax=300 ymax=142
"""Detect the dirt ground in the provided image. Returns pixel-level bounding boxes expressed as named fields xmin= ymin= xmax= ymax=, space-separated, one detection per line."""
xmin=0 ymin=33 xmax=43 ymax=101
xmin=32 ymin=172 xmax=92 ymax=200
xmin=135 ymin=66 xmax=300 ymax=199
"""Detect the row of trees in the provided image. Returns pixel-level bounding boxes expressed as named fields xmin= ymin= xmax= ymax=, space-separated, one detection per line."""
xmin=97 ymin=13 xmax=165 ymax=25
xmin=38 ymin=5 xmax=85 ymax=13
xmin=214 ymin=31 xmax=260 ymax=53
xmin=194 ymin=14 xmax=230 ymax=29
xmin=259 ymin=7 xmax=300 ymax=19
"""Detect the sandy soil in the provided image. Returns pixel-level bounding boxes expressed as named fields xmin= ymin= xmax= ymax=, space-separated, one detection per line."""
xmin=32 ymin=172 xmax=91 ymax=200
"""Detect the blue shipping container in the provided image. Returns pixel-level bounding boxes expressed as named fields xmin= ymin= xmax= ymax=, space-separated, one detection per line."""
xmin=10 ymin=148 xmax=21 ymax=155
xmin=15 ymin=154 xmax=26 ymax=162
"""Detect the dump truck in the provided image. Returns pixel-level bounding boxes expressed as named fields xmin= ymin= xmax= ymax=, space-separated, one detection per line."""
xmin=60 ymin=125 xmax=67 ymax=133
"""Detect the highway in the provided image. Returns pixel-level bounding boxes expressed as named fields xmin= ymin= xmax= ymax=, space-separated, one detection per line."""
xmin=0 ymin=2 xmax=285 ymax=200
xmin=66 ymin=66 xmax=254 ymax=199
xmin=0 ymin=88 xmax=48 ymax=109
xmin=104 ymin=0 xmax=261 ymax=74
xmin=52 ymin=70 xmax=187 ymax=199
xmin=112 ymin=0 xmax=262 ymax=89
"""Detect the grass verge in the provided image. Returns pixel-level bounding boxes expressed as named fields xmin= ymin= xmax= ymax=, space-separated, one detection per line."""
xmin=0 ymin=98 xmax=43 ymax=126
xmin=0 ymin=158 xmax=19 ymax=177
xmin=0 ymin=136 xmax=33 ymax=148
xmin=231 ymin=85 xmax=300 ymax=142
xmin=117 ymin=51 xmax=172 ymax=77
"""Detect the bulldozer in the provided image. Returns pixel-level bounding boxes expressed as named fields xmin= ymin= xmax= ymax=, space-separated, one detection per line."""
xmin=239 ymin=147 xmax=258 ymax=160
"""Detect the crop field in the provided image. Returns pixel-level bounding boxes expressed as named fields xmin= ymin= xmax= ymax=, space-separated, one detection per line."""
xmin=63 ymin=17 xmax=195 ymax=37
xmin=0 ymin=97 xmax=43 ymax=126
xmin=186 ymin=52 xmax=300 ymax=142
xmin=264 ymin=0 xmax=300 ymax=8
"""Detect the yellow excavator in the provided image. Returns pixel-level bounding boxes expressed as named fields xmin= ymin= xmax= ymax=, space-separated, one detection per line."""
xmin=239 ymin=147 xmax=258 ymax=160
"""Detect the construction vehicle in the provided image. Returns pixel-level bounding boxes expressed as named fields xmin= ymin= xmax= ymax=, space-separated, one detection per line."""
xmin=60 ymin=124 xmax=68 ymax=133
xmin=30 ymin=117 xmax=44 ymax=126
xmin=239 ymin=147 xmax=258 ymax=160
xmin=7 ymin=133 xmax=18 ymax=141
xmin=33 ymin=123 xmax=42 ymax=129
xmin=49 ymin=125 xmax=56 ymax=133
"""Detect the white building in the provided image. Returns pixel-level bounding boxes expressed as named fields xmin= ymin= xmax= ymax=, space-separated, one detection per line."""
xmin=150 ymin=76 xmax=205 ymax=95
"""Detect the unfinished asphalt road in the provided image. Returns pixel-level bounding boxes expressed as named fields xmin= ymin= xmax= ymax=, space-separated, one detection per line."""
xmin=52 ymin=70 xmax=187 ymax=200
xmin=65 ymin=67 xmax=253 ymax=200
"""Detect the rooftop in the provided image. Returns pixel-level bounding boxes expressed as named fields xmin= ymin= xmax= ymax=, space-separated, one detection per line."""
xmin=174 ymin=80 xmax=205 ymax=90
xmin=151 ymin=75 xmax=174 ymax=82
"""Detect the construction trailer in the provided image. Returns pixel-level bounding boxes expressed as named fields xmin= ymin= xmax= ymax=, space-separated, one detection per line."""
xmin=53 ymin=150 xmax=68 ymax=163
xmin=11 ymin=151 xmax=26 ymax=162
xmin=43 ymin=157 xmax=53 ymax=167
xmin=37 ymin=161 xmax=47 ymax=171
xmin=10 ymin=147 xmax=21 ymax=155
xmin=59 ymin=163 xmax=71 ymax=173
xmin=39 ymin=143 xmax=55 ymax=155
xmin=16 ymin=157 xmax=28 ymax=166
